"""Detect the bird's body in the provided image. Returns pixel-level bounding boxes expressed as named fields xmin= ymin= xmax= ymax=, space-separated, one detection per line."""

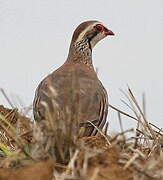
xmin=33 ymin=20 xmax=114 ymax=136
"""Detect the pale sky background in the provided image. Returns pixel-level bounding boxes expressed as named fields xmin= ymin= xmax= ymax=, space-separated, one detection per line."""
xmin=0 ymin=0 xmax=163 ymax=131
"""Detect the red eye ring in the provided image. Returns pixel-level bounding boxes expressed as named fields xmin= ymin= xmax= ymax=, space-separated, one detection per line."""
xmin=94 ymin=24 xmax=103 ymax=32
xmin=94 ymin=24 xmax=115 ymax=36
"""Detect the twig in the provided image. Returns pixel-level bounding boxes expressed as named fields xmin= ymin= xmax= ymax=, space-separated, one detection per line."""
xmin=111 ymin=128 xmax=134 ymax=142
xmin=109 ymin=104 xmax=138 ymax=121
xmin=88 ymin=120 xmax=111 ymax=146
xmin=0 ymin=88 xmax=15 ymax=108
xmin=118 ymin=112 xmax=126 ymax=143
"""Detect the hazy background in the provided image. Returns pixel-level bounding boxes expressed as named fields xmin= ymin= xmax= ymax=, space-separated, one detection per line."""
xmin=0 ymin=0 xmax=163 ymax=131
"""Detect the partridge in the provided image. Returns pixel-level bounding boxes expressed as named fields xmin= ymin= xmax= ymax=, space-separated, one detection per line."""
xmin=33 ymin=20 xmax=114 ymax=137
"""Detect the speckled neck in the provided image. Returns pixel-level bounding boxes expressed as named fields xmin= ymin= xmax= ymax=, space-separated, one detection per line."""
xmin=67 ymin=38 xmax=93 ymax=67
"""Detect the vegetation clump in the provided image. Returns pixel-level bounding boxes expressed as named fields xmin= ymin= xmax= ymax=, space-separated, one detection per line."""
xmin=0 ymin=88 xmax=162 ymax=180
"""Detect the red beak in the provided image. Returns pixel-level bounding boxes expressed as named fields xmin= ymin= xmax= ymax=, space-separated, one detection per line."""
xmin=105 ymin=29 xmax=115 ymax=36
xmin=103 ymin=26 xmax=114 ymax=36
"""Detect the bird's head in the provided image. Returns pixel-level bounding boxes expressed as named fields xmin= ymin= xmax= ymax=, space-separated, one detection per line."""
xmin=71 ymin=20 xmax=114 ymax=50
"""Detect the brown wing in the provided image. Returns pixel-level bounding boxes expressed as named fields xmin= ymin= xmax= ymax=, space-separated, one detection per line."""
xmin=33 ymin=80 xmax=45 ymax=121
xmin=79 ymin=80 xmax=108 ymax=136
xmin=91 ymin=84 xmax=108 ymax=136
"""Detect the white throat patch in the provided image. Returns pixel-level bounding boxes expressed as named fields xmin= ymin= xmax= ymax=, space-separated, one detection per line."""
xmin=75 ymin=21 xmax=106 ymax=49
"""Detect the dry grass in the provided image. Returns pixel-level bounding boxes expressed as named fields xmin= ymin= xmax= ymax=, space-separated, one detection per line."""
xmin=0 ymin=88 xmax=162 ymax=180
xmin=110 ymin=88 xmax=163 ymax=180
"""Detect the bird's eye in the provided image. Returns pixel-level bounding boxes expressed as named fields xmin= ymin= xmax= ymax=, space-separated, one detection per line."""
xmin=94 ymin=24 xmax=103 ymax=32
